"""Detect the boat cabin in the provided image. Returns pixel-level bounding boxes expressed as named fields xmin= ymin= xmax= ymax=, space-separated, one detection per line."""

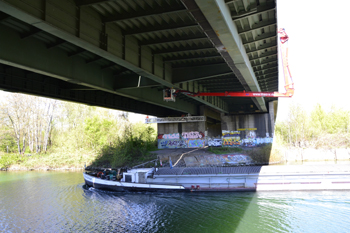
xmin=121 ymin=168 xmax=155 ymax=183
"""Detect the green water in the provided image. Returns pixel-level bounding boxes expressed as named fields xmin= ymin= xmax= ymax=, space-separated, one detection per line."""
xmin=1 ymin=171 xmax=350 ymax=232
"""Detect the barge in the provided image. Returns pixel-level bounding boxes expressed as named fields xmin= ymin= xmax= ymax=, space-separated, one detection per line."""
xmin=84 ymin=164 xmax=350 ymax=192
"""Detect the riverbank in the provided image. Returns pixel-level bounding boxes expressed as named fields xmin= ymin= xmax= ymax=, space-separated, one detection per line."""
xmin=0 ymin=146 xmax=272 ymax=171
xmin=2 ymin=145 xmax=349 ymax=171
xmin=0 ymin=150 xmax=96 ymax=171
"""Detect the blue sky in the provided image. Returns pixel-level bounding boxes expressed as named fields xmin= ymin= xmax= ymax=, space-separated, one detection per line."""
xmin=276 ymin=0 xmax=350 ymax=120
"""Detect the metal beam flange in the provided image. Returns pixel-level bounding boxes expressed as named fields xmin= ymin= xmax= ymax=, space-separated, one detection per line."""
xmin=189 ymin=0 xmax=267 ymax=112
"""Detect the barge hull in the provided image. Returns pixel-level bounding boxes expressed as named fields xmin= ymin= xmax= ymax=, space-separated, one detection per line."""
xmin=84 ymin=173 xmax=185 ymax=192
xmin=85 ymin=165 xmax=350 ymax=192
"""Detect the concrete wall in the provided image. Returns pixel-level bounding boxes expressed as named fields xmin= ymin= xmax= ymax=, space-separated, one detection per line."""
xmin=182 ymin=122 xmax=206 ymax=133
xmin=158 ymin=122 xmax=206 ymax=135
xmin=157 ymin=122 xmax=206 ymax=149
xmin=157 ymin=102 xmax=276 ymax=149
xmin=216 ymin=101 xmax=276 ymax=148
xmin=157 ymin=123 xmax=179 ymax=135
xmin=221 ymin=113 xmax=274 ymax=139
xmin=207 ymin=122 xmax=221 ymax=138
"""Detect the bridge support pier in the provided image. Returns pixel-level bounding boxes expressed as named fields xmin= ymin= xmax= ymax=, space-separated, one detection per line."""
xmin=155 ymin=101 xmax=277 ymax=149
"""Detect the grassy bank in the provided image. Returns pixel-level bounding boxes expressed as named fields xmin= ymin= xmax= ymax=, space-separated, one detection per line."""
xmin=0 ymin=148 xmax=158 ymax=171
xmin=0 ymin=150 xmax=94 ymax=170
xmin=208 ymin=147 xmax=243 ymax=154
xmin=0 ymin=131 xmax=159 ymax=171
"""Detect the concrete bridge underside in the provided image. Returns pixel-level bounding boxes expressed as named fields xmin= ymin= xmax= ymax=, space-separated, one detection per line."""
xmin=0 ymin=0 xmax=279 ymax=117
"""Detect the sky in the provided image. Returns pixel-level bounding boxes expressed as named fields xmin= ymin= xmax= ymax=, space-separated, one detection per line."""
xmin=276 ymin=0 xmax=350 ymax=121
xmin=1 ymin=0 xmax=349 ymax=122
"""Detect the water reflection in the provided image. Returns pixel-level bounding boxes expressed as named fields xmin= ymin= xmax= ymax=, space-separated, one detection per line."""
xmin=1 ymin=171 xmax=350 ymax=232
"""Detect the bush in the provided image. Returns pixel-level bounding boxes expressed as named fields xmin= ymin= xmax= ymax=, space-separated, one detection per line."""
xmin=275 ymin=104 xmax=350 ymax=148
xmin=0 ymin=133 xmax=17 ymax=153
xmin=0 ymin=153 xmax=26 ymax=169
xmin=90 ymin=122 xmax=157 ymax=168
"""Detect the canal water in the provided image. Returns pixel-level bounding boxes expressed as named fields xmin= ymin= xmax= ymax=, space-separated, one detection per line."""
xmin=1 ymin=171 xmax=350 ymax=233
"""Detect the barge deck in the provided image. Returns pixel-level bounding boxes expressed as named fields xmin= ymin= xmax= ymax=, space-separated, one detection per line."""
xmin=84 ymin=164 xmax=350 ymax=192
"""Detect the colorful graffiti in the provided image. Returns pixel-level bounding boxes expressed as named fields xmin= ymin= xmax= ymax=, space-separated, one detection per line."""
xmin=222 ymin=130 xmax=273 ymax=147
xmin=222 ymin=130 xmax=240 ymax=138
xmin=158 ymin=139 xmax=205 ymax=149
xmin=157 ymin=130 xmax=273 ymax=149
xmin=222 ymin=130 xmax=241 ymax=147
xmin=208 ymin=138 xmax=222 ymax=147
xmin=221 ymin=154 xmax=253 ymax=164
xmin=182 ymin=131 xmax=204 ymax=139
xmin=184 ymin=154 xmax=253 ymax=166
xmin=222 ymin=138 xmax=241 ymax=146
xmin=159 ymin=139 xmax=187 ymax=149
xmin=161 ymin=133 xmax=179 ymax=139
xmin=158 ymin=131 xmax=205 ymax=140
xmin=188 ymin=139 xmax=205 ymax=148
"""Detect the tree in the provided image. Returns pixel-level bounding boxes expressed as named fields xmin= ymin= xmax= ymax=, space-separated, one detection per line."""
xmin=2 ymin=94 xmax=30 ymax=153
xmin=0 ymin=93 xmax=57 ymax=154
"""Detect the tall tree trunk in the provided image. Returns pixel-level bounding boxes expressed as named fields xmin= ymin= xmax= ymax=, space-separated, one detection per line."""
xmin=35 ymin=127 xmax=40 ymax=153
xmin=29 ymin=128 xmax=34 ymax=152
xmin=7 ymin=113 xmax=21 ymax=153
xmin=16 ymin=136 xmax=21 ymax=154
xmin=43 ymin=101 xmax=56 ymax=152
xmin=22 ymin=133 xmax=27 ymax=154
xmin=43 ymin=116 xmax=52 ymax=152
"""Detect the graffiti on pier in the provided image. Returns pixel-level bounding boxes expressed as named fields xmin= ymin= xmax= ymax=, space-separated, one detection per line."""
xmin=159 ymin=139 xmax=187 ymax=149
xmin=222 ymin=138 xmax=241 ymax=146
xmin=158 ymin=131 xmax=204 ymax=140
xmin=158 ymin=139 xmax=205 ymax=149
xmin=241 ymin=130 xmax=256 ymax=147
xmin=222 ymin=130 xmax=241 ymax=147
xmin=182 ymin=131 xmax=204 ymax=139
xmin=159 ymin=133 xmax=179 ymax=139
xmin=157 ymin=130 xmax=273 ymax=149
xmin=208 ymin=138 xmax=222 ymax=147
xmin=188 ymin=139 xmax=205 ymax=148
xmin=221 ymin=130 xmax=273 ymax=147
xmin=222 ymin=130 xmax=240 ymax=138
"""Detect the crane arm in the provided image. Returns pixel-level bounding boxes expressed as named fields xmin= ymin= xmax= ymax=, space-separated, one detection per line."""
xmin=174 ymin=90 xmax=293 ymax=98
xmin=278 ymin=28 xmax=294 ymax=94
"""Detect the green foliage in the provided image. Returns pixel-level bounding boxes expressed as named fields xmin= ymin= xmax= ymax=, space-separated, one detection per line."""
xmin=275 ymin=104 xmax=350 ymax=148
xmin=0 ymin=153 xmax=26 ymax=169
xmin=0 ymin=96 xmax=158 ymax=169
xmin=92 ymin=122 xmax=158 ymax=168
xmin=0 ymin=133 xmax=17 ymax=153
xmin=84 ymin=116 xmax=115 ymax=149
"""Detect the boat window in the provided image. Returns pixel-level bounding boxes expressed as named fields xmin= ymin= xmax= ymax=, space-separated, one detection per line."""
xmin=125 ymin=175 xmax=132 ymax=182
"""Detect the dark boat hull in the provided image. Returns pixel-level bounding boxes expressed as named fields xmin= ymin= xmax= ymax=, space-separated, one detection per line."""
xmin=83 ymin=173 xmax=186 ymax=192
